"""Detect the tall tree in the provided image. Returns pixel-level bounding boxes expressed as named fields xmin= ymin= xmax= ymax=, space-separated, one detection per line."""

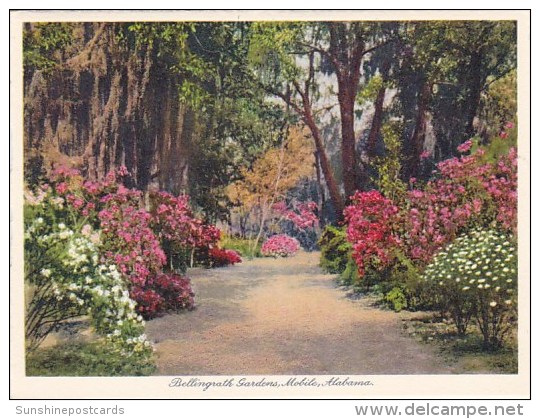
xmin=319 ymin=22 xmax=394 ymax=199
xmin=248 ymin=23 xmax=345 ymax=217
xmin=248 ymin=22 xmax=395 ymax=217
xmin=400 ymin=20 xmax=517 ymax=175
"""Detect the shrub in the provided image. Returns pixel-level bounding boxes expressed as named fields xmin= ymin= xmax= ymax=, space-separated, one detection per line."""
xmin=149 ymin=191 xmax=221 ymax=272
xmin=24 ymin=189 xmax=152 ymax=358
xmin=318 ymin=225 xmax=351 ymax=274
xmin=385 ymin=287 xmax=408 ymax=312
xmin=272 ymin=200 xmax=319 ymax=230
xmin=339 ymin=254 xmax=360 ymax=286
xmin=343 ymin=146 xmax=517 ymax=290
xmin=207 ymin=248 xmax=242 ymax=267
xmin=36 ymin=166 xmax=226 ymax=319
xmin=405 ymin=146 xmax=517 ymax=264
xmin=382 ymin=253 xmax=423 ymax=311
xmin=422 ymin=228 xmax=517 ymax=348
xmin=272 ymin=200 xmax=320 ymax=250
xmin=344 ymin=190 xmax=401 ymax=278
xmin=261 ymin=234 xmax=300 ymax=258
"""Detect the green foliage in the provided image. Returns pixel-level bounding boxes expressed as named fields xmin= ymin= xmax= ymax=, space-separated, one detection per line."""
xmin=247 ymin=22 xmax=306 ymax=84
xmin=385 ymin=287 xmax=408 ymax=312
xmin=373 ymin=122 xmax=407 ymax=204
xmin=481 ymin=70 xmax=517 ymax=131
xmin=471 ymin=126 xmax=517 ymax=165
xmin=407 ymin=21 xmax=516 ymax=83
xmin=26 ymin=340 xmax=156 ymax=376
xmin=356 ymin=74 xmax=385 ymax=106
xmin=318 ymin=225 xmax=351 ymax=274
xmin=23 ymin=23 xmax=74 ymax=72
xmin=220 ymin=235 xmax=262 ymax=259
xmin=422 ymin=228 xmax=517 ymax=347
xmin=339 ymin=255 xmax=360 ymax=286
xmin=383 ymin=251 xmax=423 ymax=311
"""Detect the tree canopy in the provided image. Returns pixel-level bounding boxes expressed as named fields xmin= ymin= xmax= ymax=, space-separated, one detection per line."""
xmin=23 ymin=20 xmax=517 ymax=226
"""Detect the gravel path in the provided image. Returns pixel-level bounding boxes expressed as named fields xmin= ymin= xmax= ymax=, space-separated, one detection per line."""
xmin=146 ymin=251 xmax=455 ymax=375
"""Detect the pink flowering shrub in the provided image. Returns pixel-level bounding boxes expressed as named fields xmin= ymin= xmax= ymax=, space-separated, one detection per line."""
xmin=405 ymin=145 xmax=517 ymax=263
xmin=261 ymin=234 xmax=300 ymax=258
xmin=149 ymin=191 xmax=222 ymax=272
xmin=343 ymin=144 xmax=517 ymax=283
xmin=150 ymin=191 xmax=221 ymax=249
xmin=40 ymin=165 xmax=231 ymax=318
xmin=273 ymin=200 xmax=319 ymax=230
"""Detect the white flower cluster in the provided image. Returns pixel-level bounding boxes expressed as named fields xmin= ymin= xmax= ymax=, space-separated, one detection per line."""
xmin=423 ymin=228 xmax=517 ymax=309
xmin=25 ymin=199 xmax=152 ymax=357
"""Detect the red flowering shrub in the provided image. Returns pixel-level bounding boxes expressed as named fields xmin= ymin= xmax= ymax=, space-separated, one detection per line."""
xmin=343 ymin=191 xmax=401 ymax=278
xmin=207 ymin=248 xmax=242 ymax=267
xmin=261 ymin=234 xmax=300 ymax=258
xmin=130 ymin=287 xmax=164 ymax=317
xmin=151 ymin=273 xmax=195 ymax=312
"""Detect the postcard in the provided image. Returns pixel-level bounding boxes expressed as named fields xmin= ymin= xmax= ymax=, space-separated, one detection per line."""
xmin=9 ymin=9 xmax=531 ymax=399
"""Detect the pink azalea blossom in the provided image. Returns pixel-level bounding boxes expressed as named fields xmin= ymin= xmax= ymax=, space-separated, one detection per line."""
xmin=457 ymin=139 xmax=473 ymax=153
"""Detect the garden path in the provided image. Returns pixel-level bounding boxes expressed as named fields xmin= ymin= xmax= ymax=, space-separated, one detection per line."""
xmin=146 ymin=251 xmax=456 ymax=375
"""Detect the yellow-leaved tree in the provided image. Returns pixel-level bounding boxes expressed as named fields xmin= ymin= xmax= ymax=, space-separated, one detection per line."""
xmin=227 ymin=126 xmax=315 ymax=252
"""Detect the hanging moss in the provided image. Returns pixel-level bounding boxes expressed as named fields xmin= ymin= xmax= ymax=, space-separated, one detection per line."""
xmin=24 ymin=23 xmax=193 ymax=194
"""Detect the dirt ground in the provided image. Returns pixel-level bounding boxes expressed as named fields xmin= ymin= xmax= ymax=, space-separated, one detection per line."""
xmin=146 ymin=251 xmax=457 ymax=375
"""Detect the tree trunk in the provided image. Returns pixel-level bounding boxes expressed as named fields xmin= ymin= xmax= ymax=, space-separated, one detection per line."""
xmin=302 ymin=106 xmax=345 ymax=219
xmin=337 ymin=86 xmax=359 ymax=202
xmin=464 ymin=51 xmax=484 ymax=139
xmin=314 ymin=150 xmax=325 ymax=222
xmin=366 ymin=87 xmax=386 ymax=158
xmin=406 ymin=80 xmax=431 ymax=179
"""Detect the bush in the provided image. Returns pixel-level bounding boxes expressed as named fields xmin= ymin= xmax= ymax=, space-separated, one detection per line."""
xmin=422 ymin=228 xmax=517 ymax=348
xmin=129 ymin=275 xmax=195 ymax=318
xmin=24 ymin=188 xmax=152 ymax=357
xmin=344 ymin=190 xmax=401 ymax=278
xmin=405 ymin=146 xmax=517 ymax=264
xmin=339 ymin=254 xmax=360 ymax=286
xmin=318 ymin=225 xmax=351 ymax=274
xmin=272 ymin=200 xmax=320 ymax=250
xmin=149 ymin=191 xmax=221 ymax=272
xmin=261 ymin=234 xmax=300 ymax=258
xmin=32 ymin=166 xmax=227 ymax=319
xmin=385 ymin=287 xmax=408 ymax=312
xmin=343 ymin=146 xmax=517 ymax=296
xmin=206 ymin=248 xmax=242 ymax=267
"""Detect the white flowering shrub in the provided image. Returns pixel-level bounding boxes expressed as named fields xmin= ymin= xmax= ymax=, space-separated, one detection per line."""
xmin=24 ymin=189 xmax=153 ymax=360
xmin=422 ymin=228 xmax=517 ymax=348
